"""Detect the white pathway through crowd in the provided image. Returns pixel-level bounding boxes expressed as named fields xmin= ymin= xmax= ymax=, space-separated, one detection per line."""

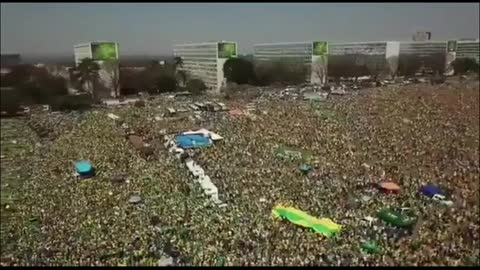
xmin=164 ymin=130 xmax=227 ymax=208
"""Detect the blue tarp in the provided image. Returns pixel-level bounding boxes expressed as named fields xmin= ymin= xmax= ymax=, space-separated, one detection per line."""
xmin=419 ymin=185 xmax=443 ymax=198
xmin=175 ymin=134 xmax=212 ymax=149
xmin=75 ymin=161 xmax=94 ymax=177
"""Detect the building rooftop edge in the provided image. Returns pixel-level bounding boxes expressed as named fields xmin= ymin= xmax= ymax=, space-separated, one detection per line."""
xmin=174 ymin=41 xmax=237 ymax=47
xmin=74 ymin=41 xmax=118 ymax=47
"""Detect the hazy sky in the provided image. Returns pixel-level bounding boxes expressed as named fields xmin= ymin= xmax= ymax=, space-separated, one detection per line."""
xmin=1 ymin=2 xmax=479 ymax=57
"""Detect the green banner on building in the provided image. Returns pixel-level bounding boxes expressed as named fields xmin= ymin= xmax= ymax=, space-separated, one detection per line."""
xmin=218 ymin=42 xmax=237 ymax=58
xmin=92 ymin=42 xmax=118 ymax=60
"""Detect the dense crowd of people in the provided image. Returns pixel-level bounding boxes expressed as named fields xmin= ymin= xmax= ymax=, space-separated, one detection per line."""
xmin=1 ymin=77 xmax=478 ymax=266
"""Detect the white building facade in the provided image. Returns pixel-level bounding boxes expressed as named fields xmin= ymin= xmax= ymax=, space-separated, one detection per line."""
xmin=398 ymin=41 xmax=448 ymax=75
xmin=254 ymin=42 xmax=313 ymax=83
xmin=73 ymin=41 xmax=120 ymax=98
xmin=455 ymin=39 xmax=480 ymax=64
xmin=174 ymin=41 xmax=238 ymax=93
xmin=254 ymin=41 xmax=400 ymax=84
xmin=327 ymin=41 xmax=400 ymax=80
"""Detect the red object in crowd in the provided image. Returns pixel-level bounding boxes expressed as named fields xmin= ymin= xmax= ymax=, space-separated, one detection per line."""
xmin=377 ymin=181 xmax=401 ymax=194
xmin=229 ymin=108 xmax=248 ymax=117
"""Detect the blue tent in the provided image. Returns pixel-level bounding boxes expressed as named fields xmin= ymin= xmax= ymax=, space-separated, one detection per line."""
xmin=175 ymin=134 xmax=212 ymax=149
xmin=75 ymin=161 xmax=95 ymax=178
xmin=419 ymin=185 xmax=443 ymax=198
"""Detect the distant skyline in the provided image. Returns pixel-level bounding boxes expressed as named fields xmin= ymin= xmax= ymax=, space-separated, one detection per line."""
xmin=1 ymin=2 xmax=479 ymax=58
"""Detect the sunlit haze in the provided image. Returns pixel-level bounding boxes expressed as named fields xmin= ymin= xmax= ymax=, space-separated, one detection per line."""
xmin=1 ymin=2 xmax=479 ymax=58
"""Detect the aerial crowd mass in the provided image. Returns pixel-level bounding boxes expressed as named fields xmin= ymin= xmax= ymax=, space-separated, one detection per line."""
xmin=0 ymin=75 xmax=479 ymax=266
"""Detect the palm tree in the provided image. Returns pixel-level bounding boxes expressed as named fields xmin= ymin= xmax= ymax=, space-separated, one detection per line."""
xmin=174 ymin=56 xmax=183 ymax=69
xmin=175 ymin=70 xmax=188 ymax=88
xmin=103 ymin=59 xmax=120 ymax=98
xmin=74 ymin=58 xmax=100 ymax=99
xmin=173 ymin=56 xmax=187 ymax=87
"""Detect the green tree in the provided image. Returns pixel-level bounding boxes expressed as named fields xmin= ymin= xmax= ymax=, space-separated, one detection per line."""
xmin=1 ymin=65 xmax=68 ymax=105
xmin=103 ymin=59 xmax=120 ymax=97
xmin=173 ymin=56 xmax=188 ymax=87
xmin=139 ymin=64 xmax=162 ymax=93
xmin=74 ymin=58 xmax=100 ymax=99
xmin=155 ymin=74 xmax=177 ymax=93
xmin=1 ymin=88 xmax=22 ymax=115
xmin=138 ymin=61 xmax=178 ymax=94
xmin=174 ymin=56 xmax=183 ymax=69
xmin=186 ymin=79 xmax=207 ymax=95
xmin=175 ymin=70 xmax=188 ymax=88
xmin=223 ymin=58 xmax=255 ymax=85
xmin=1 ymin=64 xmax=38 ymax=89
xmin=452 ymin=58 xmax=480 ymax=75
xmin=254 ymin=59 xmax=307 ymax=86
